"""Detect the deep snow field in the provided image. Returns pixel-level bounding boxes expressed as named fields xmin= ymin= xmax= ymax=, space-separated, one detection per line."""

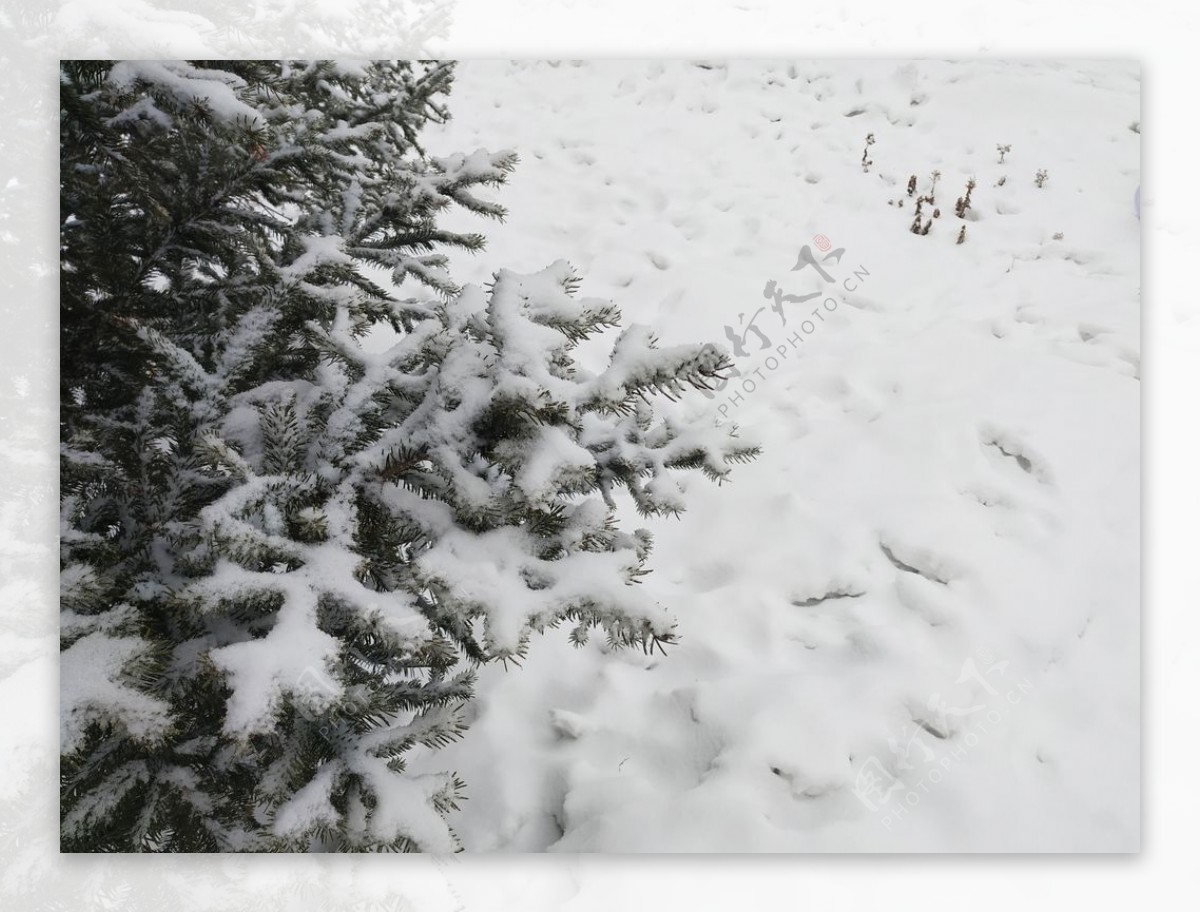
xmin=395 ymin=60 xmax=1141 ymax=852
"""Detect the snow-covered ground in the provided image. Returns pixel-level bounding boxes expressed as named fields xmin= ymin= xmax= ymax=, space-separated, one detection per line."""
xmin=398 ymin=60 xmax=1140 ymax=852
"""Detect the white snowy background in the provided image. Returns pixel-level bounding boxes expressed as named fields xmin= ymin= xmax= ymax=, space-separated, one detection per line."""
xmin=389 ymin=59 xmax=1141 ymax=853
xmin=6 ymin=0 xmax=1200 ymax=904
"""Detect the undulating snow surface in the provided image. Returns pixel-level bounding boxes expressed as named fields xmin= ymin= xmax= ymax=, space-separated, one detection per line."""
xmin=397 ymin=60 xmax=1140 ymax=852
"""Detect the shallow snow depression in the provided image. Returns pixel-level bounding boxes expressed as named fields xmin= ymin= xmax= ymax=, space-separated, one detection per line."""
xmin=399 ymin=60 xmax=1140 ymax=852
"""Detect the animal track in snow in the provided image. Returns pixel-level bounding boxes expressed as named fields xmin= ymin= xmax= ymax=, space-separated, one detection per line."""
xmin=791 ymin=588 xmax=865 ymax=608
xmin=878 ymin=537 xmax=958 ymax=585
xmin=980 ymin=424 xmax=1054 ymax=484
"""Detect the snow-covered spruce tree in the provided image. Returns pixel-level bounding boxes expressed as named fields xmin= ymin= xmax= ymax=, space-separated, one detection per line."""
xmin=60 ymin=60 xmax=756 ymax=852
xmin=60 ymin=59 xmax=512 ymax=852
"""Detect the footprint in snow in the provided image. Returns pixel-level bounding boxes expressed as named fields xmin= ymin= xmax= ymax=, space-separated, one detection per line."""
xmin=979 ymin=424 xmax=1054 ymax=485
xmin=878 ymin=536 xmax=959 ymax=585
xmin=1075 ymin=325 xmax=1141 ymax=378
